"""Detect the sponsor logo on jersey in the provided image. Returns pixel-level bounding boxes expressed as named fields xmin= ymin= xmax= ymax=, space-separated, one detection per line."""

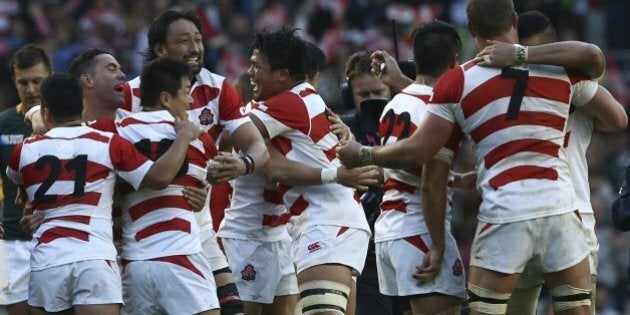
xmin=241 ymin=264 xmax=256 ymax=281
xmin=307 ymin=242 xmax=321 ymax=253
xmin=198 ymin=108 xmax=214 ymax=125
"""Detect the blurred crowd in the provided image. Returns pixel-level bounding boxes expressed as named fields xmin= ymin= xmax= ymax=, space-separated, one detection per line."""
xmin=0 ymin=0 xmax=629 ymax=313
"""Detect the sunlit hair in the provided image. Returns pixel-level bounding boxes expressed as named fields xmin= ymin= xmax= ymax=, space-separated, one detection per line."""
xmin=466 ymin=0 xmax=515 ymax=39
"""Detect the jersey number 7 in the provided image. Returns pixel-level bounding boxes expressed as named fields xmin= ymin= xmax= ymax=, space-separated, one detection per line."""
xmin=501 ymin=68 xmax=529 ymax=121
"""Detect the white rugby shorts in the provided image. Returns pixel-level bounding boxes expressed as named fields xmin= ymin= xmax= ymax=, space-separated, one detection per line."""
xmin=470 ymin=211 xmax=589 ymax=275
xmin=0 ymin=240 xmax=30 ymax=305
xmin=376 ymin=232 xmax=466 ymax=298
xmin=28 ymin=260 xmax=122 ymax=312
xmin=517 ymin=212 xmax=598 ymax=288
xmin=121 ymin=253 xmax=218 ymax=315
xmin=222 ymin=238 xmax=298 ymax=303
xmin=293 ymin=225 xmax=369 ymax=276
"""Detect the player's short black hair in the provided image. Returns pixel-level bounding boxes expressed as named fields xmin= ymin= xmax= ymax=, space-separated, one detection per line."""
xmin=304 ymin=41 xmax=326 ymax=79
xmin=145 ymin=10 xmax=202 ymax=62
xmin=67 ymin=48 xmax=111 ymax=77
xmin=411 ymin=20 xmax=461 ymax=77
xmin=40 ymin=73 xmax=83 ymax=122
xmin=518 ymin=10 xmax=556 ymax=43
xmin=140 ymin=57 xmax=191 ymax=107
xmin=251 ymin=28 xmax=308 ymax=81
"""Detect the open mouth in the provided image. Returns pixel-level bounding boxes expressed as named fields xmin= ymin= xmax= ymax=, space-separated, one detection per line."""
xmin=114 ymin=83 xmax=124 ymax=92
xmin=186 ymin=56 xmax=200 ymax=65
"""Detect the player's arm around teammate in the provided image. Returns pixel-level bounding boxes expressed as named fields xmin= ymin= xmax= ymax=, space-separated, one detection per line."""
xmin=263 ymin=144 xmax=380 ymax=191
xmin=474 ymin=39 xmax=627 ymax=132
xmin=475 ymin=40 xmax=605 ymax=79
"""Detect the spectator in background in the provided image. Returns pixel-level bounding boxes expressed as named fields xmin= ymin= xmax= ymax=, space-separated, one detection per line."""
xmin=341 ymin=51 xmax=392 ymax=140
xmin=339 ymin=51 xmax=403 ymax=315
xmin=610 ymin=166 xmax=630 ymax=314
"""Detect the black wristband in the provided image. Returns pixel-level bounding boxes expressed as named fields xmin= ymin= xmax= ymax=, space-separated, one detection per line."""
xmin=245 ymin=155 xmax=255 ymax=174
xmin=240 ymin=155 xmax=254 ymax=175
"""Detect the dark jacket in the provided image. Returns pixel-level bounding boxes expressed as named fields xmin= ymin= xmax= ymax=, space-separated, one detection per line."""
xmin=612 ymin=166 xmax=630 ymax=231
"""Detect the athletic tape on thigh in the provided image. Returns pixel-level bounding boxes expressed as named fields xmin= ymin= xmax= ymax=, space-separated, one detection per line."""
xmin=217 ymin=282 xmax=244 ymax=315
xmin=298 ymin=280 xmax=350 ymax=315
xmin=550 ymin=284 xmax=591 ymax=312
xmin=467 ymin=283 xmax=511 ymax=315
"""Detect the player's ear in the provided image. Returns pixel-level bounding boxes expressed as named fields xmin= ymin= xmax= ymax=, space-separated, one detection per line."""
xmin=450 ymin=54 xmax=459 ymax=69
xmin=511 ymin=11 xmax=518 ymax=30
xmin=159 ymin=91 xmax=171 ymax=108
xmin=41 ymin=106 xmax=53 ymax=125
xmin=467 ymin=22 xmax=477 ymax=39
xmin=276 ymin=68 xmax=290 ymax=83
xmin=80 ymin=73 xmax=93 ymax=88
xmin=154 ymin=44 xmax=165 ymax=58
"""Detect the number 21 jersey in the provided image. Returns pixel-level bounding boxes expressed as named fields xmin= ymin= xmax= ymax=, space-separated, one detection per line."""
xmin=6 ymin=126 xmax=153 ymax=270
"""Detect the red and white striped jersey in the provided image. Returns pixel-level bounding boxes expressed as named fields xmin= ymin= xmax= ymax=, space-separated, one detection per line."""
xmin=114 ymin=111 xmax=217 ymax=260
xmin=218 ymin=172 xmax=291 ymax=242
xmin=218 ymin=103 xmax=291 ymax=242
xmin=121 ymin=68 xmax=250 ymax=140
xmin=428 ymin=62 xmax=598 ymax=224
xmin=6 ymin=126 xmax=153 ymax=270
xmin=250 ymin=82 xmax=370 ymax=237
xmin=121 ymin=67 xmax=246 ymax=236
xmin=374 ymin=83 xmax=461 ymax=242
xmin=565 ymin=108 xmax=594 ymax=217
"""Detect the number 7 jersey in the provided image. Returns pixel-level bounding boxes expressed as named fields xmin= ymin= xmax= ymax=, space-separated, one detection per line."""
xmin=427 ymin=61 xmax=598 ymax=224
xmin=6 ymin=126 xmax=154 ymax=270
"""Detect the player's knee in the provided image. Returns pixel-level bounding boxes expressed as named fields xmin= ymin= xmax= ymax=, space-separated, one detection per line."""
xmin=298 ymin=280 xmax=350 ymax=314
xmin=467 ymin=283 xmax=511 ymax=315
xmin=216 ymin=282 xmax=244 ymax=315
xmin=550 ymin=284 xmax=591 ymax=312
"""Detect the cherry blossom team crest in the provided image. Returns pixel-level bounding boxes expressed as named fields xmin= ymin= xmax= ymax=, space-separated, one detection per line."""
xmin=241 ymin=264 xmax=256 ymax=281
xmin=198 ymin=108 xmax=214 ymax=125
xmin=452 ymin=259 xmax=463 ymax=276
